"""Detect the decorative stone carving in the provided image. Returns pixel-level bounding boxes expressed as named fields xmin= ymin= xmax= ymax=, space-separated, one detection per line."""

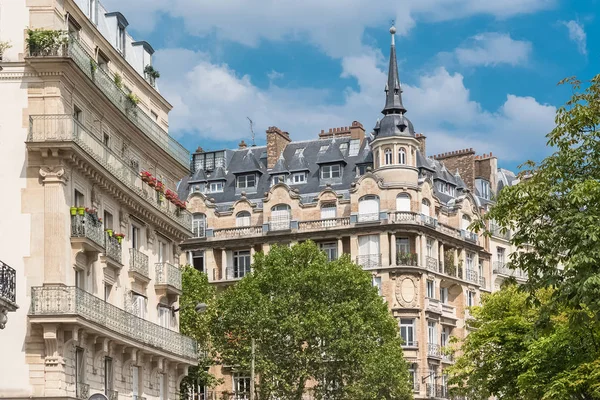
xmin=147 ymin=226 xmax=156 ymax=245
xmin=395 ymin=275 xmax=420 ymax=308
xmin=39 ymin=166 xmax=67 ymax=185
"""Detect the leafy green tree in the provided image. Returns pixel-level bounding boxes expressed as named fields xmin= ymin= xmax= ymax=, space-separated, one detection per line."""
xmin=209 ymin=241 xmax=413 ymax=400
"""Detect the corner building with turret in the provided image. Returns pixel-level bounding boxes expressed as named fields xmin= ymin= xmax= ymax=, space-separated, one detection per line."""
xmin=179 ymin=27 xmax=520 ymax=399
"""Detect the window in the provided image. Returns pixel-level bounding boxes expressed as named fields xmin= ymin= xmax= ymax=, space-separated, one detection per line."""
xmin=358 ymin=195 xmax=379 ymax=222
xmin=158 ymin=304 xmax=171 ymax=329
xmin=372 ymin=276 xmax=382 ymax=296
xmin=321 ymin=164 xmax=341 ymax=179
xmin=75 ymin=347 xmax=85 ymax=388
xmin=132 ymin=366 xmax=140 ymax=397
xmin=235 ymin=211 xmax=251 ymax=227
xmin=103 ymin=133 xmax=110 ymax=147
xmin=400 ymin=319 xmax=415 ymax=346
xmin=384 ymin=148 xmax=393 ymax=165
xmin=68 ymin=19 xmax=80 ymax=39
xmin=270 ymin=204 xmax=291 ymax=231
xmin=396 ymin=193 xmax=411 ymax=212
xmin=151 ymin=111 xmax=159 ymax=121
xmin=421 ymin=199 xmax=431 ymax=216
xmin=396 ymin=237 xmax=410 ymax=254
xmin=467 ymin=291 xmax=475 ymax=307
xmin=426 ymin=238 xmax=434 ymax=257
xmin=466 ymin=252 xmax=474 ymax=270
xmin=440 ymin=287 xmax=448 ymax=304
xmin=233 ymin=373 xmax=251 ymax=397
xmin=294 ymin=148 xmax=304 ymax=156
xmin=426 ymin=280 xmax=435 ymax=298
xmin=74 ymin=189 xmax=85 ymax=207
xmin=462 ymin=215 xmax=471 ymax=231
xmin=237 ymin=174 xmax=256 ymax=189
xmin=131 ymin=225 xmax=140 ymax=249
xmin=319 ymin=145 xmax=329 ymax=153
xmin=192 ymin=213 xmax=206 ymax=238
xmin=408 ymin=364 xmax=417 ymax=388
xmin=159 ymin=373 xmax=166 ymax=400
xmin=339 ymin=143 xmax=348 ymax=154
xmin=104 ymin=357 xmax=113 ymax=395
xmin=214 ymin=151 xmax=225 ymax=168
xmin=190 ymin=251 xmax=205 ymax=273
xmin=438 ymin=181 xmax=456 ymax=196
xmin=356 ymin=165 xmax=368 ymax=177
xmin=233 ymin=250 xmax=251 ymax=278
xmin=132 ymin=293 xmax=147 ymax=318
xmin=357 ymin=234 xmax=379 ymax=268
xmin=476 ymin=178 xmax=491 ymax=200
xmin=116 ymin=24 xmax=125 ymax=54
xmin=292 ymin=172 xmax=307 ymax=184
xmin=98 ymin=52 xmax=108 ymax=71
xmin=209 ymin=181 xmax=223 ymax=193
xmin=204 ymin=153 xmax=215 ymax=171
xmin=272 ymin=174 xmax=286 ymax=185
xmin=320 ymin=203 xmax=336 ymax=222
xmin=103 ymin=210 xmax=113 ymax=230
xmin=104 ymin=283 xmax=111 ymax=302
xmin=320 ymin=242 xmax=338 ymax=262
xmin=398 ymin=147 xmax=407 ymax=165
xmin=73 ymin=105 xmax=83 ymax=122
xmin=441 ymin=327 xmax=450 ymax=347
xmin=428 ymin=321 xmax=437 ymax=344
xmin=75 ymin=269 xmax=85 ymax=291
xmin=497 ymin=247 xmax=506 ymax=264
xmin=348 ymin=139 xmax=360 ymax=156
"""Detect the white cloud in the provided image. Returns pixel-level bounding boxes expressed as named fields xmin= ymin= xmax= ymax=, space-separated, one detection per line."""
xmin=267 ymin=70 xmax=284 ymax=81
xmin=561 ymin=20 xmax=587 ymax=55
xmin=101 ymin=0 xmax=555 ymax=58
xmin=155 ymin=49 xmax=556 ymax=162
xmin=453 ymin=32 xmax=532 ymax=67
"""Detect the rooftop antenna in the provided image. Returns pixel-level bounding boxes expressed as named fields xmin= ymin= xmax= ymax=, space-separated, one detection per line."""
xmin=246 ymin=117 xmax=256 ymax=146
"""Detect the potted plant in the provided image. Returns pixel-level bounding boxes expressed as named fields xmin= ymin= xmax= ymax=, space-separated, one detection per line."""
xmin=0 ymin=40 xmax=12 ymax=61
xmin=90 ymin=59 xmax=97 ymax=79
xmin=70 ymin=206 xmax=77 ymax=216
xmin=144 ymin=64 xmax=160 ymax=86
xmin=155 ymin=181 xmax=165 ymax=193
xmin=26 ymin=29 xmax=67 ymax=56
xmin=114 ymin=233 xmax=125 ymax=244
xmin=114 ymin=73 xmax=123 ymax=89
xmin=105 ymin=229 xmax=113 ymax=237
xmin=126 ymin=92 xmax=140 ymax=106
xmin=140 ymin=170 xmax=153 ymax=183
xmin=77 ymin=207 xmax=85 ymax=216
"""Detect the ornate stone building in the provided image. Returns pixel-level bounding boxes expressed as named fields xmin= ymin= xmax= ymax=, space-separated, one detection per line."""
xmin=178 ymin=27 xmax=519 ymax=399
xmin=0 ymin=1 xmax=196 ymax=399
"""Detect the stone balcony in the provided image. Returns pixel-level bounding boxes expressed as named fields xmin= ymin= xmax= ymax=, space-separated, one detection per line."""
xmin=155 ymin=262 xmax=182 ymax=295
xmin=425 ymin=297 xmax=442 ymax=314
xmin=0 ymin=260 xmax=18 ymax=329
xmin=441 ymin=303 xmax=457 ymax=319
xmin=29 ymin=285 xmax=197 ymax=362
xmin=27 ymin=35 xmax=189 ymax=168
xmin=28 ymin=115 xmax=192 ymax=233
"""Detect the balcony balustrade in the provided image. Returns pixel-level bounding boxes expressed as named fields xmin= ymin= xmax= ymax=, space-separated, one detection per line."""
xmin=29 ymin=115 xmax=192 ymax=231
xmin=30 ymin=285 xmax=197 ymax=360
xmin=425 ymin=297 xmax=442 ymax=314
xmin=268 ymin=216 xmax=291 ymax=231
xmin=356 ymin=254 xmax=382 ymax=269
xmin=0 ymin=260 xmax=16 ymax=304
xmin=27 ymin=34 xmax=190 ymax=168
xmin=298 ymin=217 xmax=351 ymax=231
xmin=71 ymin=212 xmax=105 ymax=250
xmin=460 ymin=230 xmax=478 ymax=243
xmin=225 ymin=265 xmax=251 ymax=280
xmin=155 ymin=262 xmax=182 ymax=292
xmin=129 ymin=248 xmax=149 ymax=280
xmin=104 ymin=233 xmax=122 ymax=265
xmin=427 ymin=343 xmax=442 ymax=357
xmin=493 ymin=262 xmax=528 ymax=279
xmin=465 ymin=269 xmax=478 ymax=283
xmin=441 ymin=303 xmax=456 ymax=318
xmin=397 ymin=252 xmax=419 ymax=267
xmin=213 ymin=225 xmax=263 ymax=239
xmin=426 ymin=383 xmax=436 ymax=397
xmin=387 ymin=211 xmax=418 ymax=223
xmin=425 ymin=256 xmax=439 ymax=272
xmin=357 ymin=212 xmax=380 ymax=223
xmin=421 ymin=214 xmax=438 ymax=228
xmin=490 ymin=223 xmax=511 ymax=241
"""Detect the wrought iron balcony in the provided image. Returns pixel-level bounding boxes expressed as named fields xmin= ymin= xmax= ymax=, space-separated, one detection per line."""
xmin=0 ymin=260 xmax=16 ymax=304
xmin=30 ymin=286 xmax=197 ymax=361
xmin=493 ymin=262 xmax=528 ymax=279
xmin=460 ymin=230 xmax=478 ymax=243
xmin=490 ymin=223 xmax=511 ymax=241
xmin=269 ymin=216 xmax=291 ymax=231
xmin=426 ymin=383 xmax=436 ymax=397
xmin=387 ymin=211 xmax=418 ymax=223
xmin=427 ymin=343 xmax=442 ymax=357
xmin=356 ymin=254 xmax=382 ymax=269
xmin=425 ymin=256 xmax=439 ymax=272
xmin=27 ymin=34 xmax=190 ymax=168
xmin=465 ymin=269 xmax=478 ymax=283
xmin=298 ymin=217 xmax=351 ymax=231
xmin=28 ymin=115 xmax=192 ymax=231
xmin=357 ymin=212 xmax=380 ymax=223
xmin=421 ymin=214 xmax=438 ymax=228
xmin=129 ymin=248 xmax=149 ymax=280
xmin=71 ymin=212 xmax=105 ymax=250
xmin=76 ymin=382 xmax=89 ymax=399
xmin=213 ymin=225 xmax=263 ymax=239
xmin=104 ymin=233 xmax=123 ymax=265
xmin=397 ymin=252 xmax=419 ymax=267
xmin=155 ymin=262 xmax=182 ymax=292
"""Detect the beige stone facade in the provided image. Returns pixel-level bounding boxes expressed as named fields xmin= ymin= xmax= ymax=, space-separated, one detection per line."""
xmin=0 ymin=1 xmax=196 ymax=399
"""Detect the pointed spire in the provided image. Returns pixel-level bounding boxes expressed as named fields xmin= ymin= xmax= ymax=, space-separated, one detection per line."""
xmin=382 ymin=25 xmax=407 ymax=115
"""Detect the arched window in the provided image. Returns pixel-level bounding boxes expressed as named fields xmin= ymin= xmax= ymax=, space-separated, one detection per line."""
xmin=396 ymin=193 xmax=411 ymax=212
xmin=398 ymin=147 xmax=407 ymax=165
xmin=421 ymin=199 xmax=430 ymax=217
xmin=236 ymin=211 xmax=251 ymax=227
xmin=270 ymin=204 xmax=291 ymax=231
xmin=358 ymin=195 xmax=380 ymax=222
xmin=384 ymin=148 xmax=393 ymax=165
xmin=321 ymin=203 xmax=337 ymax=227
xmin=192 ymin=213 xmax=206 ymax=238
xmin=462 ymin=215 xmax=471 ymax=231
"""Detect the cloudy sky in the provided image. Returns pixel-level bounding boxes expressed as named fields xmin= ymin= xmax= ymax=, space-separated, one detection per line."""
xmin=103 ymin=0 xmax=597 ymax=170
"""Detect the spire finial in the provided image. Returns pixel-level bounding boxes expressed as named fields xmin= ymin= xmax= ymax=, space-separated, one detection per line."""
xmin=390 ymin=23 xmax=396 ymax=45
xmin=382 ymin=23 xmax=406 ymax=115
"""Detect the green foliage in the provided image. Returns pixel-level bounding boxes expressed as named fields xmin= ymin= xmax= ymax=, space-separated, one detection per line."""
xmin=114 ymin=73 xmax=123 ymax=89
xmin=90 ymin=59 xmax=97 ymax=74
xmin=178 ymin=266 xmax=218 ymax=396
xmin=144 ymin=64 xmax=160 ymax=79
xmin=448 ymin=285 xmax=600 ymax=399
xmin=210 ymin=241 xmax=413 ymax=400
xmin=0 ymin=40 xmax=12 ymax=55
xmin=126 ymin=92 xmax=140 ymax=105
xmin=26 ymin=29 xmax=67 ymax=56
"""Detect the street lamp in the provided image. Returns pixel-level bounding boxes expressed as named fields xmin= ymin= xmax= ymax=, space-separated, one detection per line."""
xmin=194 ymin=303 xmax=256 ymax=400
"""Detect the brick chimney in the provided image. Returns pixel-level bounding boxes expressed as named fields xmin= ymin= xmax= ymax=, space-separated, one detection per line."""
xmin=475 ymin=152 xmax=498 ymax=193
xmin=415 ymin=133 xmax=426 ymax=155
xmin=318 ymin=121 xmax=365 ymax=145
xmin=433 ymin=148 xmax=476 ymax=191
xmin=266 ymin=126 xmax=291 ymax=168
xmin=238 ymin=140 xmax=247 ymax=149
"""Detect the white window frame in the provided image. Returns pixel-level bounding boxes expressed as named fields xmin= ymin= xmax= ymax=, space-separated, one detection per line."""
xmin=426 ymin=280 xmax=435 ymax=298
xmin=292 ymin=172 xmax=307 ymax=184
xmin=467 ymin=291 xmax=475 ymax=307
xmin=236 ymin=174 xmax=256 ymax=189
xmin=116 ymin=24 xmax=125 ymax=54
xmin=192 ymin=214 xmax=206 ymax=238
xmin=398 ymin=147 xmax=407 ymax=165
xmin=272 ymin=174 xmax=286 ymax=186
xmin=421 ymin=199 xmax=431 ymax=216
xmin=358 ymin=195 xmax=380 ymax=222
xmin=372 ymin=275 xmax=383 ymax=296
xmin=158 ymin=304 xmax=171 ymax=329
xmin=428 ymin=321 xmax=437 ymax=344
xmin=320 ymin=242 xmax=338 ymax=262
xmin=396 ymin=194 xmax=411 ymax=212
xmin=426 ymin=238 xmax=434 ymax=257
xmin=132 ymin=293 xmax=147 ymax=319
xmin=440 ymin=287 xmax=448 ymax=304
xmin=233 ymin=250 xmax=251 ymax=278
xmin=384 ymin=148 xmax=393 ymax=165
xmin=232 ymin=373 xmax=251 ymax=397
xmin=236 ymin=211 xmax=251 ymax=227
xmin=400 ymin=318 xmax=415 ymax=346
xmin=321 ymin=164 xmax=341 ymax=179
xmin=209 ymin=181 xmax=224 ymax=193
xmin=396 ymin=237 xmax=410 ymax=254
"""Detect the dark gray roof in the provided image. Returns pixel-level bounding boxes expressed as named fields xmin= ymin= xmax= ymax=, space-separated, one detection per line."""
xmin=374 ymin=113 xmax=415 ymax=138
xmin=382 ymin=28 xmax=406 ymax=115
xmin=269 ymin=155 xmax=289 ymax=175
xmin=207 ymin=166 xmax=227 ymax=181
xmin=189 ymin=168 xmax=207 ymax=183
xmin=316 ymin=140 xmax=347 ymax=165
xmin=230 ymin=148 xmax=264 ymax=174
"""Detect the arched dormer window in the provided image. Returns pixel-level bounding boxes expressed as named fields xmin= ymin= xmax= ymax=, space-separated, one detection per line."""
xmin=398 ymin=147 xmax=407 ymax=165
xmin=236 ymin=211 xmax=251 ymax=227
xmin=421 ymin=199 xmax=431 ymax=217
xmin=396 ymin=193 xmax=411 ymax=212
xmin=358 ymin=195 xmax=380 ymax=222
xmin=192 ymin=213 xmax=206 ymax=238
xmin=270 ymin=204 xmax=291 ymax=231
xmin=384 ymin=148 xmax=393 ymax=165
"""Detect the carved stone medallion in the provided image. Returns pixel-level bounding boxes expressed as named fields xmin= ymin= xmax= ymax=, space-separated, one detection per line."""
xmin=395 ymin=275 xmax=419 ymax=308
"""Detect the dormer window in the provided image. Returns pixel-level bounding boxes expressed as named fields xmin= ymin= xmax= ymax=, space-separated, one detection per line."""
xmin=356 ymin=165 xmax=368 ymax=177
xmin=236 ymin=174 xmax=256 ymax=189
xmin=209 ymin=182 xmax=223 ymax=193
xmin=292 ymin=172 xmax=307 ymax=184
xmin=438 ymin=181 xmax=455 ymax=196
xmin=117 ymin=24 xmax=126 ymax=54
xmin=476 ymin=178 xmax=491 ymax=200
xmin=272 ymin=175 xmax=286 ymax=186
xmin=321 ymin=164 xmax=341 ymax=179
xmin=398 ymin=148 xmax=406 ymax=165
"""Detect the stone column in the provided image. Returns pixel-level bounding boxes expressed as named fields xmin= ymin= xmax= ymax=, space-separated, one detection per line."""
xmin=419 ymin=234 xmax=426 ymax=267
xmin=380 ymin=232 xmax=389 ymax=266
xmin=390 ymin=233 xmax=397 ymax=266
xmin=222 ymin=248 xmax=228 ymax=280
xmin=250 ymin=247 xmax=256 ymax=271
xmin=39 ymin=166 xmax=69 ymax=284
xmin=337 ymin=237 xmax=344 ymax=257
xmin=350 ymin=234 xmax=358 ymax=263
xmin=439 ymin=242 xmax=445 ymax=272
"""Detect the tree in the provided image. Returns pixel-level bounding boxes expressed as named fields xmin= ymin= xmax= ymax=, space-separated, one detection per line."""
xmin=448 ymin=285 xmax=600 ymax=400
xmin=209 ymin=241 xmax=413 ymax=400
xmin=178 ymin=265 xmax=218 ymax=397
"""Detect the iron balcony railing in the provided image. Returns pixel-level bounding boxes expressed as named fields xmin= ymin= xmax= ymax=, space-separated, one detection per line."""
xmin=493 ymin=262 xmax=528 ymax=278
xmin=427 ymin=343 xmax=442 ymax=357
xmin=425 ymin=256 xmax=439 ymax=272
xmin=465 ymin=269 xmax=478 ymax=283
xmin=27 ymin=34 xmax=190 ymax=168
xmin=421 ymin=214 xmax=438 ymax=228
xmin=397 ymin=252 xmax=419 ymax=266
xmin=357 ymin=212 xmax=380 ymax=223
xmin=412 ymin=381 xmax=420 ymax=392
xmin=269 ymin=215 xmax=291 ymax=231
xmin=213 ymin=225 xmax=263 ymax=239
xmin=155 ymin=262 xmax=182 ymax=291
xmin=129 ymin=248 xmax=149 ymax=279
xmin=387 ymin=211 xmax=418 ymax=223
xmin=479 ymin=276 xmax=486 ymax=289
xmin=356 ymin=254 xmax=382 ymax=269
xmin=298 ymin=217 xmax=351 ymax=231
xmin=490 ymin=223 xmax=511 ymax=241
xmin=28 ymin=115 xmax=192 ymax=231
xmin=71 ymin=213 xmax=105 ymax=249
xmin=30 ymin=286 xmax=197 ymax=360
xmin=426 ymin=383 xmax=436 ymax=397
xmin=460 ymin=230 xmax=478 ymax=243
xmin=105 ymin=234 xmax=122 ymax=265
xmin=0 ymin=260 xmax=17 ymax=304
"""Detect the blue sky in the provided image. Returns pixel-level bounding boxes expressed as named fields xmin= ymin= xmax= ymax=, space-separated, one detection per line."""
xmin=103 ymin=0 xmax=597 ymax=171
